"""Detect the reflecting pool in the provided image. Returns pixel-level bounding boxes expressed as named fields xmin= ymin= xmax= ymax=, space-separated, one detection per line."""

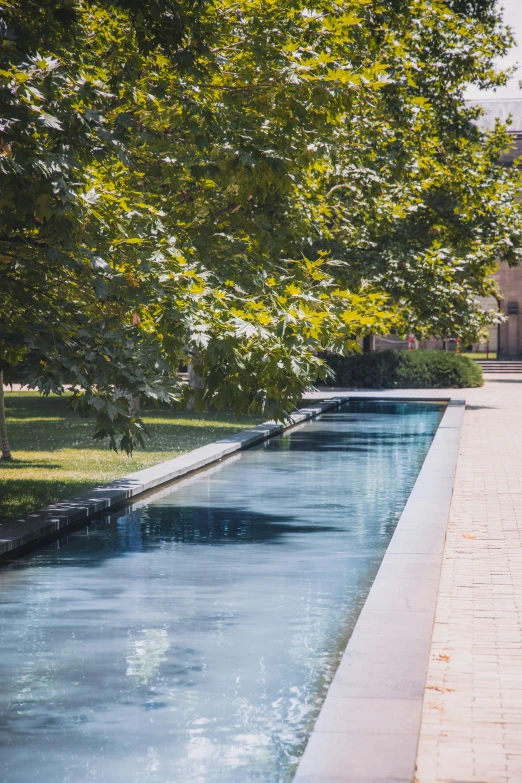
xmin=0 ymin=400 xmax=444 ymax=783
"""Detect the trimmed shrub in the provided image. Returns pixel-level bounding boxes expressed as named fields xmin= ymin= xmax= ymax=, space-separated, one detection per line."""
xmin=324 ymin=350 xmax=483 ymax=389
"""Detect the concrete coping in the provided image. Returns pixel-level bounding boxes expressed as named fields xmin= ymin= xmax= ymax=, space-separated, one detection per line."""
xmin=0 ymin=397 xmax=345 ymax=559
xmin=293 ymin=396 xmax=465 ymax=783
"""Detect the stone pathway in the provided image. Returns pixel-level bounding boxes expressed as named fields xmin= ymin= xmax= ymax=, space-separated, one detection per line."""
xmin=415 ymin=374 xmax=522 ymax=783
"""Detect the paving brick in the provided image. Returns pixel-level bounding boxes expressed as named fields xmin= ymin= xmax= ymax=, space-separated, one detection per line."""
xmin=413 ymin=374 xmax=522 ymax=781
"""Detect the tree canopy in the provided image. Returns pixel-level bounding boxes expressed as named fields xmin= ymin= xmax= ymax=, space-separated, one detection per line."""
xmin=1 ymin=0 xmax=521 ymax=452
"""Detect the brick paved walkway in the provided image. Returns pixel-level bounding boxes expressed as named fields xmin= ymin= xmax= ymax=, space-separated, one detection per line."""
xmin=415 ymin=374 xmax=522 ymax=783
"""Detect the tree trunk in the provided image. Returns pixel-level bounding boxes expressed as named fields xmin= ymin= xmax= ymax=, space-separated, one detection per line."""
xmin=186 ymin=362 xmax=204 ymax=411
xmin=114 ymin=389 xmax=140 ymax=417
xmin=362 ymin=334 xmax=375 ymax=353
xmin=0 ymin=370 xmax=12 ymax=460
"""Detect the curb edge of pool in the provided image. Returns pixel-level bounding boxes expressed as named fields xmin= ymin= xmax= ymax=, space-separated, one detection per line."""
xmin=0 ymin=397 xmax=346 ymax=560
xmin=293 ymin=396 xmax=466 ymax=783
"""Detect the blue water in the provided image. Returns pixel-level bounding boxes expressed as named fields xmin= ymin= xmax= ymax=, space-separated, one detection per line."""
xmin=0 ymin=400 xmax=443 ymax=783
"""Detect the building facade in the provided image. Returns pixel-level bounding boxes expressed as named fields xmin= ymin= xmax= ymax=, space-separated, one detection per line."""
xmin=488 ymin=263 xmax=522 ymax=358
xmin=472 ymin=100 xmax=522 ymax=357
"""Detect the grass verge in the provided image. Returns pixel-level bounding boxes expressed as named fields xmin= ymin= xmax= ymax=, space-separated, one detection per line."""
xmin=462 ymin=352 xmax=497 ymax=360
xmin=0 ymin=392 xmax=263 ymax=524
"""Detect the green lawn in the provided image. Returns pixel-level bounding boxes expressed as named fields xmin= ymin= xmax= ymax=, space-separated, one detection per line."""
xmin=463 ymin=352 xmax=497 ymax=360
xmin=0 ymin=392 xmax=263 ymax=524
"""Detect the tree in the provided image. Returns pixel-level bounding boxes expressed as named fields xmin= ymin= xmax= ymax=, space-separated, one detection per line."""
xmin=318 ymin=0 xmax=522 ymax=342
xmin=0 ymin=0 xmax=394 ymax=454
xmin=1 ymin=0 xmax=520 ymax=457
xmin=0 ymin=0 xmax=197 ymax=452
xmin=119 ymin=0 xmax=522 ymax=349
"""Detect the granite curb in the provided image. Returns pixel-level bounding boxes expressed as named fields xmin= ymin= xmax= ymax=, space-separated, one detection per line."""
xmin=293 ymin=397 xmax=465 ymax=783
xmin=0 ymin=397 xmax=344 ymax=558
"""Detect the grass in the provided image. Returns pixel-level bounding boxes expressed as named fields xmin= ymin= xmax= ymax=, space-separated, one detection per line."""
xmin=0 ymin=392 xmax=263 ymax=524
xmin=462 ymin=352 xmax=497 ymax=360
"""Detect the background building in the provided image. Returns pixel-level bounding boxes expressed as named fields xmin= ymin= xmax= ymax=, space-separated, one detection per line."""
xmin=470 ymin=100 xmax=522 ymax=357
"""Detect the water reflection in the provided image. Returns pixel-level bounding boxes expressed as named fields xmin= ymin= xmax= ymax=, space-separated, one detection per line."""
xmin=127 ymin=628 xmax=171 ymax=685
xmin=0 ymin=401 xmax=444 ymax=783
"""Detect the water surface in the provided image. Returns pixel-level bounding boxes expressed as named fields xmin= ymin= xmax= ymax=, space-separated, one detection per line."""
xmin=0 ymin=400 xmax=444 ymax=783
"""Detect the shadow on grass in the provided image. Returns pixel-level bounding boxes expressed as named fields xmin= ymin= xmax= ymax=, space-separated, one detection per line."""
xmin=0 ymin=461 xmax=62 ymax=470
xmin=5 ymin=392 xmax=260 ymax=454
xmin=0 ymin=479 xmax=98 ymax=524
xmin=4 ymin=393 xmax=257 ymax=423
xmin=6 ymin=421 xmax=251 ymax=452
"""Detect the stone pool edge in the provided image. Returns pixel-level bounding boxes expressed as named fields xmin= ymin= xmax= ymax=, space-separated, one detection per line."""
xmin=293 ymin=396 xmax=466 ymax=783
xmin=0 ymin=397 xmax=344 ymax=559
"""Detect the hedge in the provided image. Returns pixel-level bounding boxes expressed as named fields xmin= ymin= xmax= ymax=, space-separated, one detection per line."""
xmin=324 ymin=350 xmax=483 ymax=389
